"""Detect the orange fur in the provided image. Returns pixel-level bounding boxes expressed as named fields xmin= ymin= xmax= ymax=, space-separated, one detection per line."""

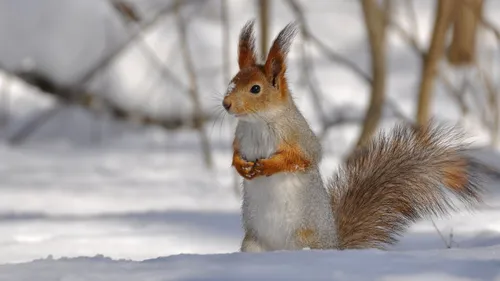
xmin=232 ymin=139 xmax=257 ymax=180
xmin=232 ymin=139 xmax=310 ymax=179
xmin=252 ymin=142 xmax=311 ymax=177
xmin=442 ymin=158 xmax=469 ymax=191
xmin=296 ymin=228 xmax=319 ymax=249
xmin=223 ymin=22 xmax=296 ymax=118
xmin=223 ymin=66 xmax=289 ymax=117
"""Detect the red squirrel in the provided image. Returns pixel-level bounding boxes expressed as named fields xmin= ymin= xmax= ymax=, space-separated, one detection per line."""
xmin=222 ymin=20 xmax=483 ymax=252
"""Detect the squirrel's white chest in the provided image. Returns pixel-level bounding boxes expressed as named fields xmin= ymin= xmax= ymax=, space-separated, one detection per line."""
xmin=236 ymin=121 xmax=277 ymax=161
xmin=237 ymin=120 xmax=305 ymax=250
xmin=243 ymin=174 xmax=306 ymax=250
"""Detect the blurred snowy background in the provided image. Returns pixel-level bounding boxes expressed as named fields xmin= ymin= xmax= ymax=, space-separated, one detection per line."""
xmin=1 ymin=0 xmax=500 ymax=280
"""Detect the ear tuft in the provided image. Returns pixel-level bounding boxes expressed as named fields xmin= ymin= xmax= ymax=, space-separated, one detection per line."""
xmin=271 ymin=22 xmax=298 ymax=59
xmin=264 ymin=22 xmax=298 ymax=87
xmin=238 ymin=20 xmax=257 ymax=69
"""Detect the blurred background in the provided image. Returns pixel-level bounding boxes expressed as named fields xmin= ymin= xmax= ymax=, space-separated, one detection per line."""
xmin=1 ymin=0 xmax=500 ymax=264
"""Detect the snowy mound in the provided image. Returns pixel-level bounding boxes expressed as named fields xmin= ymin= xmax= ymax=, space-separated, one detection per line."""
xmin=1 ymin=248 xmax=500 ymax=281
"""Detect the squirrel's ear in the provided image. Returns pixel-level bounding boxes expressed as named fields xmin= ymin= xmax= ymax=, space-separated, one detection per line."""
xmin=264 ymin=22 xmax=298 ymax=88
xmin=238 ymin=20 xmax=257 ymax=69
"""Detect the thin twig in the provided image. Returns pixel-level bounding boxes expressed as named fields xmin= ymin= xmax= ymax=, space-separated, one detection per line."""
xmin=476 ymin=62 xmax=500 ymax=146
xmin=5 ymin=1 xmax=196 ymax=144
xmin=75 ymin=0 xmax=199 ymax=88
xmin=385 ymin=2 xmax=425 ymax=57
xmin=8 ymin=105 xmax=65 ymax=144
xmin=0 ymin=75 xmax=11 ymax=130
xmin=221 ymin=0 xmax=231 ymax=84
xmin=175 ymin=0 xmax=213 ymax=168
xmin=286 ymin=0 xmax=373 ymax=84
xmin=355 ymin=0 xmax=388 ymax=147
xmin=221 ymin=0 xmax=241 ymax=197
xmin=462 ymin=0 xmax=500 ymax=45
xmin=438 ymin=71 xmax=470 ymax=117
xmin=297 ymin=27 xmax=329 ymax=133
xmin=404 ymin=0 xmax=421 ymax=44
xmin=432 ymin=220 xmax=452 ymax=248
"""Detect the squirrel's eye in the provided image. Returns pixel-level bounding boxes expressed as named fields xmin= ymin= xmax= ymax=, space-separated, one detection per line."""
xmin=250 ymin=85 xmax=261 ymax=94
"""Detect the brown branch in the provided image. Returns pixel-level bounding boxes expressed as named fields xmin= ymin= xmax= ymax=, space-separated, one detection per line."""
xmin=462 ymin=0 xmax=500 ymax=44
xmin=416 ymin=0 xmax=455 ymax=125
xmin=175 ymin=0 xmax=213 ymax=168
xmin=258 ymin=0 xmax=270 ymax=61
xmin=355 ymin=0 xmax=388 ymax=147
xmin=4 ymin=70 xmax=209 ymax=145
xmin=447 ymin=0 xmax=484 ymax=65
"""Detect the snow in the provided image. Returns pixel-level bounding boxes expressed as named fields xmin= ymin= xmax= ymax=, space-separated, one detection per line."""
xmin=1 ymin=0 xmax=500 ymax=280
xmin=1 ymin=248 xmax=500 ymax=280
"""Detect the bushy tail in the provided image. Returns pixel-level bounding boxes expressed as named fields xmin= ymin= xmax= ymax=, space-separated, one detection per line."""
xmin=329 ymin=123 xmax=483 ymax=250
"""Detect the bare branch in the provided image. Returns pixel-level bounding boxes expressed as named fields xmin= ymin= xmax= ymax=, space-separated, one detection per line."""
xmin=447 ymin=0 xmax=483 ymax=65
xmin=258 ymin=0 xmax=270 ymax=61
xmin=438 ymin=71 xmax=470 ymax=117
xmin=385 ymin=0 xmax=425 ymax=56
xmin=8 ymin=105 xmax=65 ymax=144
xmin=75 ymin=0 xmax=200 ymax=88
xmin=416 ymin=0 xmax=455 ymax=125
xmin=221 ymin=0 xmax=241 ymax=197
xmin=112 ymin=0 xmax=142 ymax=23
xmin=404 ymin=0 xmax=421 ymax=43
xmin=0 ymin=75 xmax=11 ymax=130
xmin=355 ymin=0 xmax=388 ymax=147
xmin=296 ymin=26 xmax=329 ymax=132
xmin=221 ymin=0 xmax=231 ymax=83
xmin=3 ymin=70 xmax=210 ymax=145
xmin=286 ymin=0 xmax=372 ymax=84
xmin=461 ymin=0 xmax=500 ymax=44
xmin=431 ymin=220 xmax=453 ymax=249
xmin=476 ymin=62 xmax=500 ymax=146
xmin=175 ymin=0 xmax=213 ymax=168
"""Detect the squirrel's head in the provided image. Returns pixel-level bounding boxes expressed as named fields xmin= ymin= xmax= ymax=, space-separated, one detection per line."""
xmin=222 ymin=20 xmax=297 ymax=121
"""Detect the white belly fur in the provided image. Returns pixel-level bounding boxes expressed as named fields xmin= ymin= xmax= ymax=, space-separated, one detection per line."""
xmin=243 ymin=172 xmax=307 ymax=250
xmin=238 ymin=120 xmax=309 ymax=250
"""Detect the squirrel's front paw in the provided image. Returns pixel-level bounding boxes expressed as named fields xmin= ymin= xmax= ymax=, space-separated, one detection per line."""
xmin=233 ymin=157 xmax=257 ymax=180
xmin=253 ymin=159 xmax=278 ymax=177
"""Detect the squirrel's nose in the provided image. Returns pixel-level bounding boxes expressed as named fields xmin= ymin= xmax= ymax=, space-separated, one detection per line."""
xmin=222 ymin=99 xmax=232 ymax=111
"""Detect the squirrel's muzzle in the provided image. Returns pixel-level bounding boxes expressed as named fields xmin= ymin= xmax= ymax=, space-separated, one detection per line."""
xmin=222 ymin=98 xmax=232 ymax=111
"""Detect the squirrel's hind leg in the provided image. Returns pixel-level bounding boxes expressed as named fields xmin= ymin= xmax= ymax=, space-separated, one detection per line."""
xmin=240 ymin=232 xmax=266 ymax=252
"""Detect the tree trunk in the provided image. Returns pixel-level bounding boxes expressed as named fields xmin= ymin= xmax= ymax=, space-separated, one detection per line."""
xmin=447 ymin=0 xmax=484 ymax=65
xmin=416 ymin=0 xmax=455 ymax=125
xmin=355 ymin=0 xmax=387 ymax=147
xmin=258 ymin=0 xmax=270 ymax=61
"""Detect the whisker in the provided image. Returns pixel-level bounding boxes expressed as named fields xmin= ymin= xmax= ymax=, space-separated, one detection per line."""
xmin=210 ymin=107 xmax=226 ymax=138
xmin=219 ymin=110 xmax=229 ymax=139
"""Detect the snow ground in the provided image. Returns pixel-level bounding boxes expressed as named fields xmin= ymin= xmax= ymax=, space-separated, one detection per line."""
xmin=1 ymin=0 xmax=500 ymax=280
xmin=2 ymin=247 xmax=500 ymax=281
xmin=1 ymin=136 xmax=500 ymax=280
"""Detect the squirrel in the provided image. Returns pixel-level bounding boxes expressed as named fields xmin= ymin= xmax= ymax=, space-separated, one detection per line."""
xmin=221 ymin=20 xmax=484 ymax=252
